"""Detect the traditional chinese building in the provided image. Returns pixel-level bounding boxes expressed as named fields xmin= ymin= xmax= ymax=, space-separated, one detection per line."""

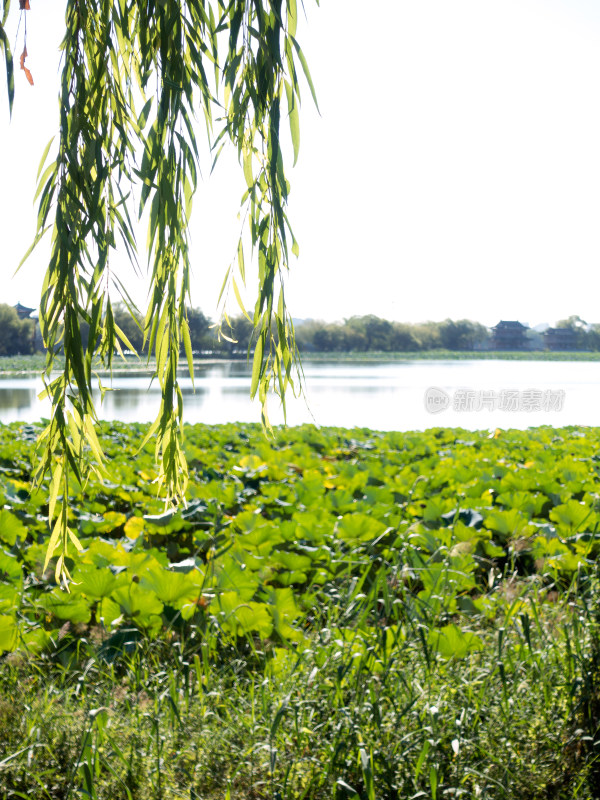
xmin=12 ymin=303 xmax=43 ymax=352
xmin=13 ymin=302 xmax=36 ymax=320
xmin=544 ymin=327 xmax=578 ymax=351
xmin=490 ymin=320 xmax=529 ymax=350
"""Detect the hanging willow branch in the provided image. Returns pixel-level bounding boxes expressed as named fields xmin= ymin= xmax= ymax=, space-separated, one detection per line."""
xmin=3 ymin=0 xmax=318 ymax=584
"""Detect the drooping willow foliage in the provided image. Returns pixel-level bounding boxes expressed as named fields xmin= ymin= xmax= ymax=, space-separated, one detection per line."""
xmin=0 ymin=0 xmax=317 ymax=582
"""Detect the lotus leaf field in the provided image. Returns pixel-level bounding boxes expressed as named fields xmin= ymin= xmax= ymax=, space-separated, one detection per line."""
xmin=2 ymin=421 xmax=600 ymax=797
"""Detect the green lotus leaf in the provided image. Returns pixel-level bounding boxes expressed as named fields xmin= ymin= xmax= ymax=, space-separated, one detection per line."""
xmin=0 ymin=584 xmax=20 ymax=613
xmin=215 ymin=558 xmax=260 ymax=601
xmin=273 ymin=570 xmax=307 ymax=587
xmin=0 ymin=548 xmax=22 ymax=583
xmin=483 ymin=508 xmax=531 ymax=540
xmin=21 ymin=626 xmax=51 ymax=653
xmin=496 ymin=491 xmax=546 ymax=516
xmin=111 ymin=549 xmax=168 ymax=572
xmin=140 ymin=568 xmax=197 ymax=605
xmin=335 ymin=513 xmax=387 ymax=544
xmin=0 ymin=615 xmax=18 ymax=652
xmin=0 ymin=509 xmax=27 ymax=546
xmin=239 ymin=522 xmax=283 ymax=552
xmin=38 ymin=590 xmax=92 ymax=624
xmin=72 ymin=567 xmax=118 ymax=599
xmin=550 ymin=500 xmax=596 ymax=533
xmin=271 ymin=551 xmax=312 ymax=572
xmin=422 ymin=497 xmax=446 ymax=522
xmin=99 ymin=596 xmax=123 ymax=629
xmin=212 ymin=591 xmax=273 ymax=638
xmin=81 ymin=538 xmax=131 ymax=568
xmin=110 ymin=584 xmax=164 ymax=623
xmin=263 ymin=588 xmax=303 ymax=642
xmin=428 ymin=624 xmax=483 ymax=660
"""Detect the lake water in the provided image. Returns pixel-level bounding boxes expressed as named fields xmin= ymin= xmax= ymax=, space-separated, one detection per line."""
xmin=1 ymin=359 xmax=600 ymax=431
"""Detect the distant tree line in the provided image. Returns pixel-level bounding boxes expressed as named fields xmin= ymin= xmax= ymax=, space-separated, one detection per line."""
xmin=295 ymin=315 xmax=600 ymax=353
xmin=3 ymin=303 xmax=600 ymax=356
xmin=0 ymin=303 xmax=255 ymax=357
xmin=0 ymin=305 xmax=36 ymax=355
xmin=294 ymin=316 xmax=490 ymax=352
xmin=551 ymin=315 xmax=600 ymax=351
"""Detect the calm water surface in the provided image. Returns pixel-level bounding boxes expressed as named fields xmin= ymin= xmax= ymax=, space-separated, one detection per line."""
xmin=1 ymin=359 xmax=600 ymax=430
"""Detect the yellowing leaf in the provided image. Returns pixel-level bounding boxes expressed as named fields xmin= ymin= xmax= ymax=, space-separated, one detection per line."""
xmin=124 ymin=516 xmax=145 ymax=540
xmin=19 ymin=45 xmax=33 ymax=85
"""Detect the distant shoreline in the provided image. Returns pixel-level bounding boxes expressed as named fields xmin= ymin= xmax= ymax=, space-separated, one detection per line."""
xmin=301 ymin=350 xmax=600 ymax=362
xmin=3 ymin=349 xmax=600 ymax=375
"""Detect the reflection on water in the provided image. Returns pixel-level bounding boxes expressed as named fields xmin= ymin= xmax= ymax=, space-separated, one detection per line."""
xmin=2 ymin=360 xmax=600 ymax=430
xmin=0 ymin=387 xmax=37 ymax=413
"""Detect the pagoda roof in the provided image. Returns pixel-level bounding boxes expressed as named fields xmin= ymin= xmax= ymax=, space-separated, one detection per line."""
xmin=13 ymin=302 xmax=36 ymax=318
xmin=492 ymin=320 xmax=528 ymax=330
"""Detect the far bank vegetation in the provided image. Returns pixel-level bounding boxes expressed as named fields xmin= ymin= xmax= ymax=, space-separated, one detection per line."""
xmin=3 ymin=304 xmax=600 ymax=356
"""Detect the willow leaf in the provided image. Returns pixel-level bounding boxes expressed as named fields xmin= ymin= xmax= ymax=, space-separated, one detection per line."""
xmin=36 ymin=137 xmax=55 ymax=181
xmin=43 ymin=514 xmax=64 ymax=575
xmin=233 ymin=277 xmax=251 ymax=321
xmin=181 ymin=318 xmax=195 ymax=387
xmin=251 ymin=332 xmax=264 ymax=398
xmin=2 ymin=0 xmax=319 ymax=582
xmin=285 ymin=80 xmax=300 ymax=165
xmin=0 ymin=22 xmax=13 ymax=115
xmin=290 ymin=35 xmax=319 ymax=112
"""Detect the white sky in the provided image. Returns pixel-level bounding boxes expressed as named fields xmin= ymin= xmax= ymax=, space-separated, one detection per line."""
xmin=1 ymin=0 xmax=600 ymax=328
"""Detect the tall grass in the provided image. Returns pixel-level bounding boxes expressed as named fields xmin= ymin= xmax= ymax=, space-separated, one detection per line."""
xmin=2 ymin=550 xmax=600 ymax=798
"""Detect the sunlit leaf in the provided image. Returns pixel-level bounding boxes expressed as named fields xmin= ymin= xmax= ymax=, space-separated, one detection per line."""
xmin=0 ymin=615 xmax=17 ymax=652
xmin=0 ymin=509 xmax=27 ymax=546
